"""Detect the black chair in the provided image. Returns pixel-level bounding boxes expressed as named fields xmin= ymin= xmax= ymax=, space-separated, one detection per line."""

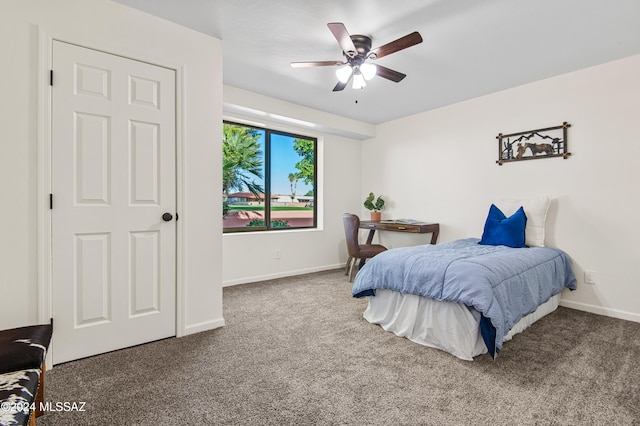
xmin=343 ymin=213 xmax=387 ymax=282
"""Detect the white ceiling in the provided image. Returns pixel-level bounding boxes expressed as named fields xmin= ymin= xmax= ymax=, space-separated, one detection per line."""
xmin=114 ymin=0 xmax=640 ymax=125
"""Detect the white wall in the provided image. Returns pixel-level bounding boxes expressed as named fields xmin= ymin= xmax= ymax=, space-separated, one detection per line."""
xmin=0 ymin=0 xmax=224 ymax=335
xmin=222 ymin=87 xmax=370 ymax=285
xmin=361 ymin=54 xmax=640 ymax=322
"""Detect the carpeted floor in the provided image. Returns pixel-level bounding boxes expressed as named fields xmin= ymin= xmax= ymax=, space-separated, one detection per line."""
xmin=39 ymin=269 xmax=640 ymax=425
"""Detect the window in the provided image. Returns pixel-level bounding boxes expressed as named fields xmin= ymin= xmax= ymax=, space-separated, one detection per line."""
xmin=222 ymin=121 xmax=317 ymax=232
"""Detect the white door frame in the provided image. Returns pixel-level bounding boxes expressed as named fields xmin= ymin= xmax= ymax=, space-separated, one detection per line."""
xmin=36 ymin=29 xmax=187 ymax=363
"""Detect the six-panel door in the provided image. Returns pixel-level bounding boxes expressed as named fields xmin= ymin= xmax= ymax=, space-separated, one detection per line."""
xmin=51 ymin=41 xmax=177 ymax=364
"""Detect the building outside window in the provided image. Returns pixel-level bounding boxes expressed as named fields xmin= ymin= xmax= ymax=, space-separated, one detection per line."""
xmin=222 ymin=121 xmax=317 ymax=232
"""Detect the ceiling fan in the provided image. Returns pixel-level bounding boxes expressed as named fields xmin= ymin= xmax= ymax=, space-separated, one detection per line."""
xmin=291 ymin=22 xmax=423 ymax=92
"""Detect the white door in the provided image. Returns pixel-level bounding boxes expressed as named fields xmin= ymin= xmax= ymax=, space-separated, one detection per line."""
xmin=51 ymin=41 xmax=176 ymax=364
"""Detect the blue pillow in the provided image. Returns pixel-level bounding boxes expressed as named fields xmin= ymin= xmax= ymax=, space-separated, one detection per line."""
xmin=479 ymin=204 xmax=527 ymax=248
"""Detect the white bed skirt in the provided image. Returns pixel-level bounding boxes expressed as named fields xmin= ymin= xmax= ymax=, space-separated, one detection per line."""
xmin=363 ymin=290 xmax=561 ymax=361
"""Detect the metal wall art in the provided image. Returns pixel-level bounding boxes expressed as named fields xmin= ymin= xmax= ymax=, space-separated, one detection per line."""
xmin=496 ymin=122 xmax=571 ymax=165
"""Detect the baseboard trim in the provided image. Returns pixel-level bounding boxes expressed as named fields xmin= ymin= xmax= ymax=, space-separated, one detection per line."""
xmin=223 ymin=263 xmax=344 ymax=287
xmin=182 ymin=317 xmax=226 ymax=336
xmin=560 ymin=299 xmax=640 ymax=323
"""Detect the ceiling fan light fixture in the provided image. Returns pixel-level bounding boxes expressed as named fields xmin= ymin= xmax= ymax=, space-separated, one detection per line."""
xmin=360 ymin=63 xmax=377 ymax=80
xmin=336 ymin=65 xmax=353 ymax=83
xmin=352 ymin=70 xmax=366 ymax=89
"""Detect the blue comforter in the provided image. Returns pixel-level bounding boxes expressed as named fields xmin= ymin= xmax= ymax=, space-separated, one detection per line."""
xmin=352 ymin=238 xmax=576 ymax=358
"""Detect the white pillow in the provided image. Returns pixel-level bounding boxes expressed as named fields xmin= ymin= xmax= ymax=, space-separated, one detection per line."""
xmin=496 ymin=195 xmax=550 ymax=247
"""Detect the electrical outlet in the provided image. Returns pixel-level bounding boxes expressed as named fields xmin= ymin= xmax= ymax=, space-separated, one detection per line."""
xmin=274 ymin=249 xmax=281 ymax=259
xmin=584 ymin=270 xmax=596 ymax=285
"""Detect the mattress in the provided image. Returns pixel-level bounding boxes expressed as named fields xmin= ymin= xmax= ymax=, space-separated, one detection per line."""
xmin=363 ymin=289 xmax=561 ymax=361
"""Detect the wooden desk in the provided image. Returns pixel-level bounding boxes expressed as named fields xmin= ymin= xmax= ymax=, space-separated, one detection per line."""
xmin=360 ymin=220 xmax=440 ymax=245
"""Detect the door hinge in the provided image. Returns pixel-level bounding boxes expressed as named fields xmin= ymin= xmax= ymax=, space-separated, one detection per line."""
xmin=50 ymin=70 xmax=53 ymax=86
xmin=49 ymin=193 xmax=53 ymax=210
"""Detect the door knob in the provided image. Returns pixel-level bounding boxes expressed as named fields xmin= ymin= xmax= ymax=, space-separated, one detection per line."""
xmin=162 ymin=213 xmax=173 ymax=222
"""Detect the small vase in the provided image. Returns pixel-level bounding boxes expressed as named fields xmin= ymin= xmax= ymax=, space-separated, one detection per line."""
xmin=370 ymin=211 xmax=381 ymax=222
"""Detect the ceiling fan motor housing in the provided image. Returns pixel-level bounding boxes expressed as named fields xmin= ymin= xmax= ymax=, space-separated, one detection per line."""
xmin=346 ymin=35 xmax=373 ymax=65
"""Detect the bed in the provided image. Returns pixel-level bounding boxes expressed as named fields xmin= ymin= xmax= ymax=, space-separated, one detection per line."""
xmin=351 ymin=196 xmax=577 ymax=360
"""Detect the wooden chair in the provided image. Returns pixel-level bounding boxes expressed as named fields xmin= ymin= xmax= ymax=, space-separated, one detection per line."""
xmin=343 ymin=213 xmax=387 ymax=282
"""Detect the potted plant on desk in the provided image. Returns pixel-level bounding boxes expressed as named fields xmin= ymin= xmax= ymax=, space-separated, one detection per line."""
xmin=364 ymin=192 xmax=385 ymax=222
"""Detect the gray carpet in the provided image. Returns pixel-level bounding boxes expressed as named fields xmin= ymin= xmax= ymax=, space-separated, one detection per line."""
xmin=39 ymin=269 xmax=640 ymax=425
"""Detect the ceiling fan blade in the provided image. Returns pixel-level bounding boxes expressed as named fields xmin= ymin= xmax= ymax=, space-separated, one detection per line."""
xmin=371 ymin=31 xmax=423 ymax=59
xmin=327 ymin=22 xmax=357 ymax=57
xmin=332 ymin=81 xmax=347 ymax=92
xmin=291 ymin=60 xmax=343 ymax=68
xmin=376 ymin=65 xmax=406 ymax=82
xmin=332 ymin=73 xmax=353 ymax=92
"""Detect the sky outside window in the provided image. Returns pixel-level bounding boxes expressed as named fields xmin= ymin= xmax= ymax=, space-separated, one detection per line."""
xmin=270 ymin=133 xmax=313 ymax=196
